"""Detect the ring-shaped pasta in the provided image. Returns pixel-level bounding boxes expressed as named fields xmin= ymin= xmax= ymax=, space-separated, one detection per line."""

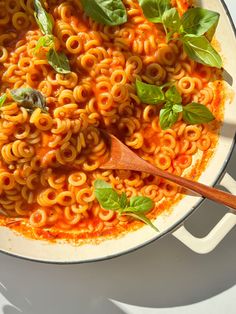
xmin=12 ymin=12 xmax=29 ymax=29
xmin=29 ymin=209 xmax=47 ymax=228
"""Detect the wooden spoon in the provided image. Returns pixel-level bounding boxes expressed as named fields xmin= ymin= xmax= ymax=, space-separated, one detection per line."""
xmin=100 ymin=133 xmax=236 ymax=210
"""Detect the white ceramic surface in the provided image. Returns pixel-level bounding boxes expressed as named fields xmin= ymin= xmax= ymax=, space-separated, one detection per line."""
xmin=0 ymin=3 xmax=235 ymax=314
xmin=0 ymin=0 xmax=235 ymax=263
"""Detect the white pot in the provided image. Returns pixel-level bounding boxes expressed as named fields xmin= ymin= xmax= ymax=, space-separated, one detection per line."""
xmin=0 ymin=0 xmax=236 ymax=263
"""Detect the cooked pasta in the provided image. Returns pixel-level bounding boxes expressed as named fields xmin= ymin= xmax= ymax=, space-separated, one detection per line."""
xmin=0 ymin=0 xmax=224 ymax=241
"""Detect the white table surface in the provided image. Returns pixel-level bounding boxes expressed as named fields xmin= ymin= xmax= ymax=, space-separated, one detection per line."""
xmin=0 ymin=1 xmax=236 ymax=314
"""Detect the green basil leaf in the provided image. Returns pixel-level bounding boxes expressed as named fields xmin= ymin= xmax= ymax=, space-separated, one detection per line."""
xmin=94 ymin=179 xmax=112 ymax=189
xmin=81 ymin=0 xmax=127 ymax=26
xmin=125 ymin=212 xmax=159 ymax=232
xmin=120 ymin=192 xmax=128 ymax=209
xmin=95 ymin=188 xmax=121 ymax=211
xmin=0 ymin=94 xmax=7 ymax=107
xmin=181 ymin=8 xmax=219 ymax=41
xmin=183 ymin=102 xmax=215 ymax=124
xmin=136 ymin=80 xmax=165 ymax=105
xmin=163 ymin=8 xmax=181 ymax=32
xmin=172 ymin=104 xmax=183 ymax=113
xmin=129 ymin=196 xmax=154 ymax=213
xmin=34 ymin=35 xmax=54 ymax=54
xmin=138 ymin=0 xmax=171 ymax=23
xmin=94 ymin=179 xmax=123 ymax=211
xmin=165 ymin=86 xmax=182 ymax=103
xmin=166 ymin=30 xmax=175 ymax=42
xmin=47 ymin=48 xmax=71 ymax=74
xmin=182 ymin=34 xmax=222 ymax=68
xmin=205 ymin=20 xmax=219 ymax=42
xmin=10 ymin=88 xmax=48 ymax=112
xmin=34 ymin=0 xmax=53 ymax=35
xmin=160 ymin=106 xmax=179 ymax=130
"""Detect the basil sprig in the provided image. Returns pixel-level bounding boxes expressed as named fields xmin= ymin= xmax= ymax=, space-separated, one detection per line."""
xmin=138 ymin=1 xmax=222 ymax=68
xmin=94 ymin=180 xmax=158 ymax=232
xmin=81 ymin=0 xmax=127 ymax=26
xmin=0 ymin=94 xmax=7 ymax=107
xmin=10 ymin=88 xmax=48 ymax=112
xmin=33 ymin=0 xmax=71 ymax=74
xmin=136 ymin=80 xmax=215 ymax=129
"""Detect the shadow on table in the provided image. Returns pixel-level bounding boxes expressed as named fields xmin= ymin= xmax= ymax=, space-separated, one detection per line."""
xmin=0 ymin=147 xmax=235 ymax=314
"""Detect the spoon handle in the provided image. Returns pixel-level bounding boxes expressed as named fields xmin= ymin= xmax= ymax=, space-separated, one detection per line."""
xmin=139 ymin=161 xmax=236 ymax=210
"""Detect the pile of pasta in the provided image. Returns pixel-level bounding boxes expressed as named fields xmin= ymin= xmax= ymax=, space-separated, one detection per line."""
xmin=0 ymin=0 xmax=223 ymax=240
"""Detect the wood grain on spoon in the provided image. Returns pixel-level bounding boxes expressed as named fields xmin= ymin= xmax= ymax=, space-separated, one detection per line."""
xmin=100 ymin=133 xmax=236 ymax=210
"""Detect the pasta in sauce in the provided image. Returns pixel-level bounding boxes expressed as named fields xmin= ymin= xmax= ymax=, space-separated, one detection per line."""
xmin=0 ymin=0 xmax=224 ymax=241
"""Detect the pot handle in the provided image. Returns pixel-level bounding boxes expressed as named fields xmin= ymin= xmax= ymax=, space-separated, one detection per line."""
xmin=172 ymin=173 xmax=236 ymax=254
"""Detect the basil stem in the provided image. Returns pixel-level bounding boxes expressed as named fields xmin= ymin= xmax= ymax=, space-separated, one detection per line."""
xmin=0 ymin=94 xmax=7 ymax=107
